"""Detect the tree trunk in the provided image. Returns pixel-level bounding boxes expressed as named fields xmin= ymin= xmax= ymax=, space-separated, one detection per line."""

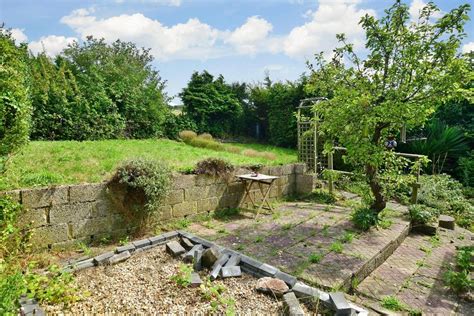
xmin=366 ymin=163 xmax=386 ymax=213
xmin=366 ymin=122 xmax=387 ymax=214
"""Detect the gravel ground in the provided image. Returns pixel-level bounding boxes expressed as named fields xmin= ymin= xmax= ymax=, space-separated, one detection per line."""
xmin=43 ymin=246 xmax=284 ymax=315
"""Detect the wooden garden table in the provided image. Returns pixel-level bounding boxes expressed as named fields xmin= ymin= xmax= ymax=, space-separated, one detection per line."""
xmin=236 ymin=173 xmax=279 ymax=218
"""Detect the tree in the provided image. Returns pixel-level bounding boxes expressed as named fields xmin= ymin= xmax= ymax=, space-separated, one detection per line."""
xmin=306 ymin=1 xmax=471 ymax=213
xmin=0 ymin=27 xmax=31 ymax=173
xmin=62 ymin=37 xmax=168 ymax=138
xmin=180 ymin=71 xmax=242 ymax=137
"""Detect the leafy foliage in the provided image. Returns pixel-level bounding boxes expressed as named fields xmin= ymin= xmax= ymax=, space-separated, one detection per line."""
xmin=0 ymin=27 xmax=31 ymax=173
xmin=444 ymin=246 xmax=473 ymax=294
xmin=171 ymin=263 xmax=193 ymax=287
xmin=180 ymin=71 xmax=242 ymax=137
xmin=458 ymin=151 xmax=474 ymax=187
xmin=351 ymin=206 xmax=379 ymax=231
xmin=111 ymin=158 xmax=171 ymax=230
xmin=408 ymin=204 xmax=439 ymax=225
xmin=306 ymin=1 xmax=471 ymax=213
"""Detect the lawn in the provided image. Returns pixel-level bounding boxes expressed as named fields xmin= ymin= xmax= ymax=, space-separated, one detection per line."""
xmin=0 ymin=139 xmax=297 ymax=190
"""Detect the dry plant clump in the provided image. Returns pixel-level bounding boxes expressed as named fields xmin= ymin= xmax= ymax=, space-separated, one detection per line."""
xmin=179 ymin=130 xmax=197 ymax=142
xmin=195 ymin=158 xmax=234 ymax=178
xmin=226 ymin=145 xmax=242 ymax=154
xmin=197 ymin=133 xmax=213 ymax=141
xmin=242 ymin=149 xmax=259 ymax=157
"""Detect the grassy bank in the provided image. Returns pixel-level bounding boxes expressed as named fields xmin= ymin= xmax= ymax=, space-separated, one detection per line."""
xmin=0 ymin=139 xmax=297 ymax=190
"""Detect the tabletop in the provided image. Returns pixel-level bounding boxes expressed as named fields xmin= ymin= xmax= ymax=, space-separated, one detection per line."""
xmin=236 ymin=173 xmax=279 ymax=181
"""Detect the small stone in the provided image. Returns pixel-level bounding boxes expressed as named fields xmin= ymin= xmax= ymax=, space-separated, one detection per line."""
xmin=108 ymin=250 xmax=131 ymax=264
xmin=116 ymin=244 xmax=136 ymax=253
xmin=329 ymin=292 xmax=352 ymax=316
xmin=184 ymin=244 xmax=203 ymax=262
xmin=224 ymin=254 xmax=241 ymax=267
xmin=256 ymin=277 xmax=289 ymax=297
xmin=283 ymin=292 xmax=305 ymax=316
xmin=190 ymin=272 xmax=202 ymax=288
xmin=221 ymin=266 xmax=242 ymax=278
xmin=93 ymin=251 xmax=114 ymax=265
xmin=180 ymin=237 xmax=194 ymax=250
xmin=439 ymin=215 xmax=455 ymax=230
xmin=166 ymin=240 xmax=186 ymax=257
xmin=202 ymin=247 xmax=221 ymax=268
xmin=193 ymin=249 xmax=203 ymax=271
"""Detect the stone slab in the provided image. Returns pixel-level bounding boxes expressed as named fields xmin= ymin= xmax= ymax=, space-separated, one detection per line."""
xmin=210 ymin=263 xmax=222 ymax=280
xmin=74 ymin=260 xmax=95 ymax=271
xmin=190 ymin=272 xmax=202 ymax=287
xmin=224 ymin=254 xmax=241 ymax=267
xmin=283 ymin=292 xmax=305 ymax=316
xmin=132 ymin=239 xmax=151 ymax=249
xmin=221 ymin=266 xmax=242 ymax=278
xmin=162 ymin=231 xmax=179 ymax=240
xmin=116 ymin=244 xmax=136 ymax=253
xmin=193 ymin=249 xmax=203 ymax=271
xmin=166 ymin=240 xmax=186 ymax=257
xmin=329 ymin=292 xmax=352 ymax=316
xmin=275 ymin=271 xmax=298 ymax=288
xmin=108 ymin=250 xmax=131 ymax=264
xmin=149 ymin=235 xmax=166 ymax=245
xmin=22 ymin=186 xmax=69 ymax=208
xmin=184 ymin=244 xmax=203 ymax=262
xmin=180 ymin=237 xmax=194 ymax=250
xmin=93 ymin=251 xmax=114 ymax=265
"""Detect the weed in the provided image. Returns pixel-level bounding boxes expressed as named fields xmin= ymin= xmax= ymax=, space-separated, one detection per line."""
xmin=282 ymin=223 xmax=293 ymax=230
xmin=254 ymin=236 xmax=263 ymax=243
xmin=381 ymin=296 xmax=406 ymax=311
xmin=194 ymin=158 xmax=234 ymax=177
xmin=119 ymin=236 xmax=130 ymax=246
xmin=330 ymin=241 xmax=344 ymax=253
xmin=444 ymin=246 xmax=473 ymax=294
xmin=340 ymin=231 xmax=355 ymax=243
xmin=416 ymin=260 xmax=426 ymax=267
xmin=171 ymin=263 xmax=193 ymax=287
xmin=175 ymin=218 xmax=190 ymax=229
xmin=429 ymin=234 xmax=441 ymax=247
xmin=305 ymin=189 xmax=337 ymax=204
xmin=378 ymin=218 xmax=392 ymax=229
xmin=217 ymin=228 xmax=228 ymax=234
xmin=235 ymin=244 xmax=245 ymax=251
xmin=309 ymin=253 xmax=323 ymax=264
xmin=272 ymin=211 xmax=282 ymax=220
xmin=214 ymin=208 xmax=240 ymax=220
xmin=351 ymin=206 xmax=378 ymax=231
xmin=322 ymin=224 xmax=330 ymax=237
xmin=77 ymin=242 xmax=92 ymax=256
xmin=419 ymin=246 xmax=432 ymax=254
xmin=408 ymin=309 xmax=422 ymax=316
xmin=200 ymin=280 xmax=235 ymax=315
xmin=351 ymin=277 xmax=360 ymax=289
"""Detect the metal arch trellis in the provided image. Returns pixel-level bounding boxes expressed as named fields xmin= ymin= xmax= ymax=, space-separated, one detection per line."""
xmin=297 ymin=97 xmax=328 ymax=175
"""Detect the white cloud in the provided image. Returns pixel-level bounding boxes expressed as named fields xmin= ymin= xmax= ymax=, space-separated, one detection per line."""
xmin=61 ymin=8 xmax=224 ymax=60
xmin=29 ymin=35 xmax=78 ymax=57
xmin=10 ymin=28 xmax=28 ymax=43
xmin=462 ymin=41 xmax=474 ymax=54
xmin=409 ymin=0 xmax=443 ymax=22
xmin=225 ymin=16 xmax=274 ymax=55
xmin=283 ymin=1 xmax=375 ymax=59
xmin=114 ymin=0 xmax=181 ymax=6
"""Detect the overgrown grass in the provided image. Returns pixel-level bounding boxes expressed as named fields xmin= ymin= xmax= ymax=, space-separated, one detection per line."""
xmin=0 ymin=139 xmax=296 ymax=190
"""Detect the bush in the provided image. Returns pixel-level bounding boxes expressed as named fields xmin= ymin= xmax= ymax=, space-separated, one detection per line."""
xmin=163 ymin=114 xmax=197 ymax=140
xmin=351 ymin=206 xmax=378 ymax=231
xmin=179 ymin=130 xmax=197 ymax=142
xmin=188 ymin=137 xmax=225 ymax=151
xmin=444 ymin=246 xmax=473 ymax=294
xmin=458 ymin=152 xmax=474 ymax=187
xmin=409 ymin=204 xmax=439 ymax=225
xmin=111 ymin=158 xmax=171 ymax=230
xmin=195 ymin=158 xmax=234 ymax=177
xmin=197 ymin=133 xmax=213 ymax=141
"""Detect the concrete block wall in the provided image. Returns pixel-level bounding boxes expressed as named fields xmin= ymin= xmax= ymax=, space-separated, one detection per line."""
xmin=1 ymin=163 xmax=311 ymax=249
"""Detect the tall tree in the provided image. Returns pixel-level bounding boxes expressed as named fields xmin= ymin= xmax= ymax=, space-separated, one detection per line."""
xmin=306 ymin=1 xmax=471 ymax=213
xmin=0 ymin=27 xmax=31 ymax=173
xmin=180 ymin=71 xmax=242 ymax=137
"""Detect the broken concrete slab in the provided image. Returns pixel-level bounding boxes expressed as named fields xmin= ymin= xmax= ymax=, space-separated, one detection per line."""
xmin=190 ymin=272 xmax=203 ymax=288
xmin=275 ymin=271 xmax=297 ymax=288
xmin=93 ymin=251 xmax=114 ymax=265
xmin=329 ymin=292 xmax=352 ymax=316
xmin=132 ymin=239 xmax=151 ymax=249
xmin=193 ymin=249 xmax=203 ymax=271
xmin=221 ymin=266 xmax=242 ymax=278
xmin=210 ymin=263 xmax=222 ymax=280
xmin=116 ymin=243 xmax=136 ymax=253
xmin=166 ymin=240 xmax=186 ymax=257
xmin=202 ymin=247 xmax=221 ymax=268
xmin=184 ymin=244 xmax=203 ymax=262
xmin=180 ymin=237 xmax=194 ymax=250
xmin=149 ymin=235 xmax=165 ymax=245
xmin=108 ymin=250 xmax=131 ymax=265
xmin=224 ymin=254 xmax=241 ymax=267
xmin=283 ymin=292 xmax=305 ymax=316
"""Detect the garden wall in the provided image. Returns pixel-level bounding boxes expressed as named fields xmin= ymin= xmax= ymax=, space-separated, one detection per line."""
xmin=1 ymin=163 xmax=312 ymax=249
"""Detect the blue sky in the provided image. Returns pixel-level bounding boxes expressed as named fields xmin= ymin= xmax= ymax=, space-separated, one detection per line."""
xmin=1 ymin=0 xmax=473 ymax=104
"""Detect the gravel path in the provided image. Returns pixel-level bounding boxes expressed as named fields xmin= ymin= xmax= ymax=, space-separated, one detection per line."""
xmin=44 ymin=246 xmax=283 ymax=315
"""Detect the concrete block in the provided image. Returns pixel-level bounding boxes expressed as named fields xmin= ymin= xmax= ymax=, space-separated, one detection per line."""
xmin=293 ymin=282 xmax=330 ymax=303
xmin=207 ymin=184 xmax=227 ymax=197
xmin=162 ymin=231 xmax=179 ymax=240
xmin=224 ymin=254 xmax=241 ymax=267
xmin=17 ymin=208 xmax=47 ymax=229
xmin=93 ymin=251 xmax=114 ymax=265
xmin=149 ymin=235 xmax=166 ymax=245
xmin=184 ymin=244 xmax=203 ymax=262
xmin=0 ymin=189 xmax=21 ymax=203
xmin=221 ymin=266 xmax=242 ymax=278
xmin=108 ymin=250 xmax=131 ymax=264
xmin=90 ymin=199 xmax=114 ymax=218
xmin=22 ymin=186 xmax=69 ymax=208
xmin=283 ymin=292 xmax=305 ymax=316
xmin=69 ymin=183 xmax=106 ymax=203
xmin=50 ymin=202 xmax=93 ymax=224
xmin=172 ymin=201 xmax=197 ymax=217
xmin=71 ymin=216 xmax=124 ymax=238
xmin=29 ymin=224 xmax=69 ymax=246
xmin=132 ymin=239 xmax=151 ymax=249
xmin=164 ymin=189 xmax=184 ymax=205
xmin=210 ymin=263 xmax=222 ymax=280
xmin=194 ymin=249 xmax=203 ymax=271
xmin=281 ymin=164 xmax=294 ymax=175
xmin=166 ymin=240 xmax=186 ymax=257
xmin=190 ymin=235 xmax=214 ymax=248
xmin=172 ymin=174 xmax=196 ymax=190
xmin=180 ymin=237 xmax=194 ymax=250
xmin=185 ymin=186 xmax=210 ymax=201
xmin=190 ymin=272 xmax=203 ymax=287
xmin=197 ymin=197 xmax=218 ymax=213
xmin=74 ymin=260 xmax=95 ymax=271
xmin=294 ymin=163 xmax=306 ymax=174
xmin=195 ymin=175 xmax=218 ymax=186
xmin=329 ymin=292 xmax=352 ymax=316
xmin=116 ymin=244 xmax=136 ymax=253
xmin=258 ymin=263 xmax=278 ymax=277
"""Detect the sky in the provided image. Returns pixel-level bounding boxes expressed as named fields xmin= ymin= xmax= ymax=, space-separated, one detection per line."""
xmin=1 ymin=0 xmax=473 ymax=104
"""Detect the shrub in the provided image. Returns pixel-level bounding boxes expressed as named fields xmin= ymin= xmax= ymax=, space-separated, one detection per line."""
xmin=188 ymin=137 xmax=225 ymax=151
xmin=195 ymin=158 xmax=234 ymax=178
xmin=197 ymin=133 xmax=213 ymax=141
xmin=179 ymin=130 xmax=197 ymax=142
xmin=110 ymin=158 xmax=171 ymax=230
xmin=444 ymin=246 xmax=473 ymax=294
xmin=351 ymin=206 xmax=378 ymax=231
xmin=163 ymin=114 xmax=197 ymax=140
xmin=242 ymin=149 xmax=258 ymax=157
xmin=409 ymin=204 xmax=439 ymax=225
xmin=458 ymin=152 xmax=474 ymax=187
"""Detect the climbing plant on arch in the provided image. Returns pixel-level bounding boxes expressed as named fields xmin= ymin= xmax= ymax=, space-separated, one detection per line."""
xmin=305 ymin=1 xmax=471 ymax=214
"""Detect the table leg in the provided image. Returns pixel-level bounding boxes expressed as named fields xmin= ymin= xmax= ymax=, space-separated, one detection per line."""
xmin=256 ymin=181 xmax=273 ymax=219
xmin=238 ymin=179 xmax=256 ymax=209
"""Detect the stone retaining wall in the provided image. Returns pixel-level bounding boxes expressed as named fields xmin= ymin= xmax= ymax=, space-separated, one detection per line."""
xmin=1 ymin=163 xmax=310 ymax=249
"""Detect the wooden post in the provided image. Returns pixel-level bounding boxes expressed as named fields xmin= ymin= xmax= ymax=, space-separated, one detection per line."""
xmin=411 ymin=159 xmax=421 ymax=204
xmin=328 ymin=152 xmax=334 ymax=194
